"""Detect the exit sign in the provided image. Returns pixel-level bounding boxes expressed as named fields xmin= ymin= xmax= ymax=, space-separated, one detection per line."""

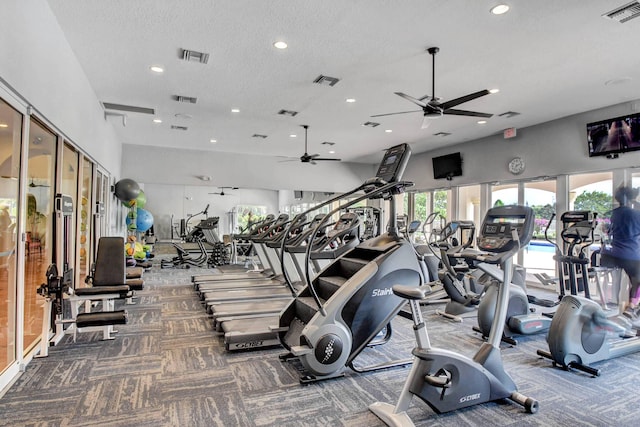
xmin=504 ymin=127 xmax=517 ymax=139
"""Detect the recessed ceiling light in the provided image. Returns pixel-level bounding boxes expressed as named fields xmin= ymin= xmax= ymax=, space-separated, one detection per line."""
xmin=345 ymin=98 xmax=356 ymax=103
xmin=385 ymin=129 xmax=393 ymax=133
xmin=477 ymin=120 xmax=488 ymax=124
xmin=273 ymin=41 xmax=288 ymax=49
xmin=289 ymin=134 xmax=297 ymax=138
xmin=329 ymin=150 xmax=336 ymax=154
xmin=210 ymin=139 xmax=217 ymax=143
xmin=153 ymin=119 xmax=162 ymax=123
xmin=231 ymin=109 xmax=240 ymax=113
xmin=489 ymin=88 xmax=500 ymax=94
xmin=150 ymin=65 xmax=164 ymax=73
xmin=0 ymin=123 xmax=8 ymax=128
xmin=490 ymin=4 xmax=510 ymax=15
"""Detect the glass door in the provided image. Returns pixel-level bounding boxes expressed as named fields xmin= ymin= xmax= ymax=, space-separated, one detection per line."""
xmin=523 ymin=179 xmax=557 ymax=275
xmin=77 ymin=156 xmax=93 ymax=287
xmin=23 ymin=119 xmax=57 ymax=355
xmin=61 ymin=143 xmax=79 ymax=288
xmin=0 ymin=97 xmax=23 ymax=374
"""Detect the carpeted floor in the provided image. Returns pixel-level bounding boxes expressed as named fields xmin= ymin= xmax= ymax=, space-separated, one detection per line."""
xmin=1 ymin=255 xmax=640 ymax=427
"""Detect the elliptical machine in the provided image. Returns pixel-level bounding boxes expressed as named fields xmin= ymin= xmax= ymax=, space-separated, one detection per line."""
xmin=434 ymin=220 xmax=487 ymax=321
xmin=370 ymin=205 xmax=539 ymax=426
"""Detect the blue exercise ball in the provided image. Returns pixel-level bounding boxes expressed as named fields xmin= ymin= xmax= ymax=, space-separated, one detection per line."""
xmin=135 ymin=208 xmax=154 ymax=233
xmin=114 ymin=178 xmax=140 ymax=202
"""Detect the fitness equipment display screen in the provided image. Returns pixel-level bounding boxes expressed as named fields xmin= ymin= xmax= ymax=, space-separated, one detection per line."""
xmin=376 ymin=143 xmax=411 ymax=183
xmin=477 ymin=205 xmax=534 ymax=253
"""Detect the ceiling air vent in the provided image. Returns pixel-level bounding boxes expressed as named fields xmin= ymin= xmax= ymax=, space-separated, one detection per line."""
xmin=321 ymin=141 xmax=335 ymax=146
xmin=434 ymin=132 xmax=451 ymax=137
xmin=498 ymin=111 xmax=521 ymax=118
xmin=180 ymin=48 xmax=210 ymax=64
xmin=173 ymin=95 xmax=198 ymax=104
xmin=313 ymin=75 xmax=340 ymax=87
xmin=278 ymin=109 xmax=299 ymax=117
xmin=603 ymin=1 xmax=640 ymax=23
xmin=252 ymin=134 xmax=268 ymax=139
xmin=362 ymin=121 xmax=380 ymax=128
xmin=102 ymin=102 xmax=155 ymax=115
xmin=171 ymin=125 xmax=188 ymax=131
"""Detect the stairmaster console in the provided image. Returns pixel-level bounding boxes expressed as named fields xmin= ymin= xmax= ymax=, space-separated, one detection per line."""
xmin=375 ymin=143 xmax=411 ymax=183
xmin=477 ymin=205 xmax=535 ymax=254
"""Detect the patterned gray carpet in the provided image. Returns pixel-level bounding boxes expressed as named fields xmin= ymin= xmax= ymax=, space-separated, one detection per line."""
xmin=1 ymin=257 xmax=640 ymax=426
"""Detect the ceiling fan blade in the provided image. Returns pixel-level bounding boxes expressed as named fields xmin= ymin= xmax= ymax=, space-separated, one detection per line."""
xmin=313 ymin=157 xmax=341 ymax=161
xmin=443 ymin=108 xmax=493 ymax=118
xmin=278 ymin=158 xmax=299 ymax=163
xmin=308 ymin=154 xmax=320 ymax=158
xmin=394 ymin=92 xmax=428 ymax=107
xmin=418 ymin=94 xmax=432 ymax=102
xmin=371 ymin=110 xmax=422 ymax=118
xmin=440 ymin=89 xmax=490 ymax=110
xmin=421 ymin=116 xmax=432 ymax=129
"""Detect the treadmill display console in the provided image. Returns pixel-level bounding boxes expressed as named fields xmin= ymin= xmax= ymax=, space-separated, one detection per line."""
xmin=375 ymin=143 xmax=411 ymax=183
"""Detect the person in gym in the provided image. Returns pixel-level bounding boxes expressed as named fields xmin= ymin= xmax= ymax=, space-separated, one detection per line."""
xmin=602 ymin=185 xmax=640 ymax=323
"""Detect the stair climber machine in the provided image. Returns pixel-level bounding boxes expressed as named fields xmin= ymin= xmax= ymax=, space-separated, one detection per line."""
xmin=275 ymin=143 xmax=423 ymax=383
xmin=216 ymin=212 xmax=362 ymax=351
xmin=369 ymin=205 xmax=539 ymax=426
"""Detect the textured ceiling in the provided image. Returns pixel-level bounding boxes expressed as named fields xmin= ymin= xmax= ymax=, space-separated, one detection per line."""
xmin=46 ymin=0 xmax=640 ymax=164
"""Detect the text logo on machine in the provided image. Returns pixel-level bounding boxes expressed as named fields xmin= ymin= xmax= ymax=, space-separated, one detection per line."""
xmin=372 ymin=287 xmax=393 ymax=297
xmin=459 ymin=393 xmax=481 ymax=403
xmin=315 ymin=334 xmax=343 ymax=365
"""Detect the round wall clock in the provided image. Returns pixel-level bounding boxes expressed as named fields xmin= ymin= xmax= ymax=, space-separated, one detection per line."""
xmin=508 ymin=157 xmax=526 ymax=175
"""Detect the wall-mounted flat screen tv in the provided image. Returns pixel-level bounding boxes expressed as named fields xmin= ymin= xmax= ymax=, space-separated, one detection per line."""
xmin=432 ymin=152 xmax=462 ymax=180
xmin=587 ymin=112 xmax=640 ymax=157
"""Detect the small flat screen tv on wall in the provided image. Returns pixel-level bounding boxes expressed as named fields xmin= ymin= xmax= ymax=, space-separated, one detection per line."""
xmin=432 ymin=152 xmax=463 ymax=180
xmin=587 ymin=112 xmax=640 ymax=157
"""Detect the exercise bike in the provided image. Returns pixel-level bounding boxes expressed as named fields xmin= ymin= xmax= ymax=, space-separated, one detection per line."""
xmin=370 ymin=205 xmax=539 ymax=426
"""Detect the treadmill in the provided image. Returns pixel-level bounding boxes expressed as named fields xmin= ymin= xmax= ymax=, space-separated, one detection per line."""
xmin=201 ymin=213 xmax=361 ymax=306
xmin=217 ymin=212 xmax=363 ymax=350
xmin=192 ymin=213 xmax=289 ymax=284
xmin=195 ymin=214 xmax=309 ymax=296
xmin=209 ymin=213 xmax=361 ymax=330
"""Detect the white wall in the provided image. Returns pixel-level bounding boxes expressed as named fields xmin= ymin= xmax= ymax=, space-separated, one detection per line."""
xmin=121 ymin=144 xmax=375 ymax=193
xmin=142 ymin=183 xmax=279 ymax=239
xmin=404 ymin=100 xmax=640 ymax=191
xmin=0 ymin=0 xmax=122 ymax=175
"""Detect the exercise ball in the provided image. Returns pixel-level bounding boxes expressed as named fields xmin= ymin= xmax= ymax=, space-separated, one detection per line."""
xmin=135 ymin=208 xmax=154 ymax=233
xmin=114 ymin=178 xmax=140 ymax=202
xmin=136 ymin=190 xmax=147 ymax=209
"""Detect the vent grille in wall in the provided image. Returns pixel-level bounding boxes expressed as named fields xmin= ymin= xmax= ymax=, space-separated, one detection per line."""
xmin=102 ymin=102 xmax=155 ymax=115
xmin=603 ymin=1 xmax=640 ymax=23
